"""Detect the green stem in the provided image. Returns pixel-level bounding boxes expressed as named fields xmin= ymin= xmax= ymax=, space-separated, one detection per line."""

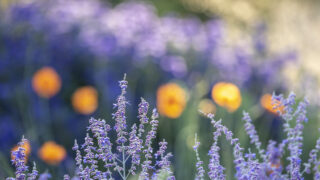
xmin=122 ymin=143 xmax=126 ymax=180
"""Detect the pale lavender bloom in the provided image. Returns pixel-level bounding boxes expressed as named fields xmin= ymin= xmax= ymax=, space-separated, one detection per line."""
xmin=193 ymin=134 xmax=205 ymax=180
xmin=244 ymin=152 xmax=265 ymax=179
xmin=72 ymin=140 xmax=84 ymax=178
xmin=128 ymin=124 xmax=142 ymax=174
xmin=160 ymin=55 xmax=188 ymax=78
xmin=12 ymin=146 xmax=28 ymax=180
xmin=87 ymin=118 xmax=114 ymax=172
xmin=242 ymin=111 xmax=266 ymax=161
xmin=113 ymin=74 xmax=129 ymax=147
xmin=303 ymin=136 xmax=320 ymax=176
xmin=137 ymin=98 xmax=149 ymax=138
xmin=159 ymin=17 xmax=190 ymax=52
xmin=265 ymin=140 xmax=283 ymax=178
xmin=273 ymin=93 xmax=305 ymax=179
xmin=207 ymin=114 xmax=245 ymax=179
xmin=141 ymin=109 xmax=160 ymax=179
xmin=81 ymin=133 xmax=100 ymax=178
xmin=63 ymin=175 xmax=70 ymax=180
xmin=154 ymin=140 xmax=175 ymax=180
xmin=28 ymin=162 xmax=38 ymax=180
xmin=7 ymin=137 xmax=30 ymax=180
xmin=201 ymin=115 xmax=225 ymax=180
xmin=207 ymin=141 xmax=225 ymax=180
xmin=38 ymin=172 xmax=51 ymax=180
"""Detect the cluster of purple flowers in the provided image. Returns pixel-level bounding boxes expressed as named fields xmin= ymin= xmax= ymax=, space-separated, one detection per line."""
xmin=1 ymin=0 xmax=295 ymax=85
xmin=6 ymin=137 xmax=51 ymax=180
xmin=65 ymin=76 xmax=175 ymax=179
xmin=193 ymin=93 xmax=320 ymax=179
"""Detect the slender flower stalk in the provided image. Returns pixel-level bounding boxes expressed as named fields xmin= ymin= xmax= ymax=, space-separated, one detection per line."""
xmin=273 ymin=93 xmax=308 ymax=179
xmin=303 ymin=129 xmax=320 ymax=179
xmin=207 ymin=114 xmax=245 ymax=179
xmin=154 ymin=140 xmax=175 ymax=180
xmin=242 ymin=111 xmax=267 ymax=162
xmin=193 ymin=134 xmax=205 ymax=180
xmin=140 ymin=109 xmax=160 ymax=179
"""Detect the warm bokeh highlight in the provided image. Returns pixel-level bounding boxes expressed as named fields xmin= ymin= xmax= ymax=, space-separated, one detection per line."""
xmin=157 ymin=83 xmax=187 ymax=118
xmin=71 ymin=86 xmax=98 ymax=115
xmin=38 ymin=141 xmax=66 ymax=165
xmin=32 ymin=67 xmax=61 ymax=98
xmin=198 ymin=99 xmax=216 ymax=115
xmin=211 ymin=82 xmax=242 ymax=112
xmin=260 ymin=93 xmax=284 ymax=115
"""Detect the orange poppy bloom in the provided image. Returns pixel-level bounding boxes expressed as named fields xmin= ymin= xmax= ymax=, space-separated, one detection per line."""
xmin=72 ymin=86 xmax=98 ymax=115
xmin=32 ymin=67 xmax=61 ymax=98
xmin=211 ymin=82 xmax=241 ymax=112
xmin=38 ymin=141 xmax=66 ymax=165
xmin=157 ymin=83 xmax=187 ymax=118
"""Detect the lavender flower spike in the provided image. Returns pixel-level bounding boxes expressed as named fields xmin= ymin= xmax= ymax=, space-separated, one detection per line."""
xmin=7 ymin=137 xmax=41 ymax=180
xmin=242 ymin=111 xmax=266 ymax=162
xmin=193 ymin=134 xmax=205 ymax=180
xmin=28 ymin=162 xmax=39 ymax=180
xmin=113 ymin=74 xmax=129 ymax=146
xmin=8 ymin=137 xmax=29 ymax=180
xmin=137 ymin=98 xmax=149 ymax=138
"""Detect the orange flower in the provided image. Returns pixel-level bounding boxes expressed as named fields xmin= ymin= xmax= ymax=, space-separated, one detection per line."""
xmin=11 ymin=140 xmax=31 ymax=162
xmin=157 ymin=83 xmax=187 ymax=118
xmin=267 ymin=161 xmax=282 ymax=176
xmin=38 ymin=141 xmax=66 ymax=165
xmin=211 ymin=82 xmax=242 ymax=112
xmin=198 ymin=99 xmax=216 ymax=115
xmin=71 ymin=86 xmax=98 ymax=115
xmin=260 ymin=93 xmax=284 ymax=114
xmin=32 ymin=67 xmax=61 ymax=98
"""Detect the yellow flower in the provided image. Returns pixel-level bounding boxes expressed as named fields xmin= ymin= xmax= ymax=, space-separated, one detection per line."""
xmin=38 ymin=141 xmax=66 ymax=165
xmin=260 ymin=93 xmax=284 ymax=115
xmin=211 ymin=82 xmax=241 ymax=112
xmin=198 ymin=99 xmax=216 ymax=115
xmin=32 ymin=67 xmax=61 ymax=98
xmin=72 ymin=86 xmax=98 ymax=115
xmin=157 ymin=83 xmax=187 ymax=118
xmin=11 ymin=140 xmax=31 ymax=162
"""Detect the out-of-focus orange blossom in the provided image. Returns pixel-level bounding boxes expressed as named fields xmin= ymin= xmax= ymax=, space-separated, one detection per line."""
xmin=211 ymin=82 xmax=241 ymax=112
xmin=198 ymin=99 xmax=216 ymax=115
xmin=157 ymin=83 xmax=187 ymax=118
xmin=38 ymin=141 xmax=66 ymax=165
xmin=260 ymin=93 xmax=284 ymax=115
xmin=32 ymin=67 xmax=61 ymax=98
xmin=72 ymin=86 xmax=98 ymax=115
xmin=267 ymin=161 xmax=282 ymax=176
xmin=11 ymin=140 xmax=31 ymax=162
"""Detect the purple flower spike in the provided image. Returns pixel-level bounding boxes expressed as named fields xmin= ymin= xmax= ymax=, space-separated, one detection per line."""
xmin=193 ymin=134 xmax=205 ymax=180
